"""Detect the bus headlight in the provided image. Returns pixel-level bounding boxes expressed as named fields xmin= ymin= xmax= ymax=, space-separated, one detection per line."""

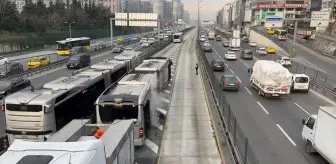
xmin=44 ymin=106 xmax=49 ymax=113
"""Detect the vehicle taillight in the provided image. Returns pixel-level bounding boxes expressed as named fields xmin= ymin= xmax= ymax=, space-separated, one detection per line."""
xmin=0 ymin=105 xmax=3 ymax=111
xmin=266 ymin=87 xmax=273 ymax=91
xmin=235 ymin=83 xmax=240 ymax=86
xmin=281 ymin=87 xmax=288 ymax=92
xmin=224 ymin=82 xmax=229 ymax=86
xmin=139 ymin=128 xmax=144 ymax=138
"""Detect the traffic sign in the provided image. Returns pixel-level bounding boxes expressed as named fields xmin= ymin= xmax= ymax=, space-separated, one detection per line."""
xmin=290 ymin=46 xmax=297 ymax=57
xmin=291 ymin=47 xmax=296 ymax=53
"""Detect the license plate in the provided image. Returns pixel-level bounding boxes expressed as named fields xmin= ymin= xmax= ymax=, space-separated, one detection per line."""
xmin=298 ymin=86 xmax=304 ymax=88
xmin=272 ymin=94 xmax=279 ymax=96
xmin=229 ymin=84 xmax=235 ymax=86
xmin=217 ymin=66 xmax=221 ymax=67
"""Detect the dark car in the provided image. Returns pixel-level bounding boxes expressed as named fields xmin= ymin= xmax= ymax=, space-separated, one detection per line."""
xmin=240 ymin=50 xmax=253 ymax=60
xmin=216 ymin=36 xmax=222 ymax=41
xmin=222 ymin=41 xmax=229 ymax=47
xmin=0 ymin=63 xmax=24 ymax=77
xmin=70 ymin=46 xmax=85 ymax=56
xmin=0 ymin=78 xmax=31 ymax=98
xmin=220 ymin=75 xmax=240 ymax=91
xmin=67 ymin=54 xmax=91 ymax=69
xmin=203 ymin=44 xmax=213 ymax=52
xmin=241 ymin=36 xmax=249 ymax=43
xmin=112 ymin=45 xmax=124 ymax=53
xmin=211 ymin=59 xmax=225 ymax=71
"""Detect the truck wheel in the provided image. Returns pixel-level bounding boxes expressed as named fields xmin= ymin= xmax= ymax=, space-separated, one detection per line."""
xmin=306 ymin=141 xmax=314 ymax=154
xmin=258 ymin=90 xmax=263 ymax=96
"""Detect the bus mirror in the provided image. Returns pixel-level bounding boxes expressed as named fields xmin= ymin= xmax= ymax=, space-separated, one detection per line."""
xmin=302 ymin=119 xmax=306 ymax=125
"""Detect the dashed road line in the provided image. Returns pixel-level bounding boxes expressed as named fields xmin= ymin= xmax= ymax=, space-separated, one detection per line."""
xmin=244 ymin=86 xmax=252 ymax=95
xmin=239 ymin=59 xmax=250 ymax=67
xmin=161 ymin=97 xmax=169 ymax=103
xmin=236 ymin=76 xmax=242 ymax=83
xmin=230 ymin=69 xmax=234 ymax=74
xmin=276 ymin=124 xmax=297 ymax=147
xmin=294 ymin=102 xmax=310 ymax=115
xmin=257 ymin=101 xmax=269 ymax=115
xmin=164 ymin=90 xmax=171 ymax=94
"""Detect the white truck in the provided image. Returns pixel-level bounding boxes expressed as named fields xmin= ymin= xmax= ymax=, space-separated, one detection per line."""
xmin=208 ymin=31 xmax=215 ymax=40
xmin=0 ymin=119 xmax=135 ymax=164
xmin=301 ymin=106 xmax=336 ymax=164
xmin=248 ymin=60 xmax=292 ymax=98
xmin=229 ymin=38 xmax=240 ymax=51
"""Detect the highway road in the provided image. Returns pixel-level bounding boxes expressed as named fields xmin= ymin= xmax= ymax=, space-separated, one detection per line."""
xmin=4 ymin=31 xmax=155 ymax=71
xmin=201 ymin=37 xmax=335 ymax=164
xmin=252 ymin=27 xmax=336 ymax=89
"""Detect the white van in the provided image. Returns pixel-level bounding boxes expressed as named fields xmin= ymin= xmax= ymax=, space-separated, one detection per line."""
xmin=291 ymin=74 xmax=310 ymax=92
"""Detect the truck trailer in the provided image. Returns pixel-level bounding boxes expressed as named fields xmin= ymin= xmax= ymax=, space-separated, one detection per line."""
xmin=302 ymin=106 xmax=336 ymax=164
xmin=248 ymin=60 xmax=292 ymax=98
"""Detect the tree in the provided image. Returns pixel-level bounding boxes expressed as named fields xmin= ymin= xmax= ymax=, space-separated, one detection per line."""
xmin=0 ymin=0 xmax=20 ymax=33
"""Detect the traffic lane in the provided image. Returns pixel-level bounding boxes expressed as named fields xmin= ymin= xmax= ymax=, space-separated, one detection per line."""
xmin=29 ymin=43 xmax=142 ymax=85
xmin=213 ymin=40 xmax=334 ymax=116
xmin=253 ymin=27 xmax=336 ymax=76
xmin=212 ymin=42 xmax=329 ymax=164
xmin=202 ymin=46 xmax=311 ymax=164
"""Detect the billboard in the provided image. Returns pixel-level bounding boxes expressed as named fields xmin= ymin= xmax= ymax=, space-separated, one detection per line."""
xmin=264 ymin=12 xmax=284 ymax=28
xmin=256 ymin=4 xmax=308 ymax=9
xmin=115 ymin=13 xmax=158 ymax=27
xmin=310 ymin=11 xmax=330 ymax=27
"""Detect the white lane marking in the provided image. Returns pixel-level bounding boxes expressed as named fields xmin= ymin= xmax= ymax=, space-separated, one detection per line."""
xmin=157 ymin=125 xmax=163 ymax=130
xmin=294 ymin=102 xmax=310 ymax=115
xmin=238 ymin=59 xmax=250 ymax=67
xmin=230 ymin=69 xmax=234 ymax=74
xmin=299 ymin=56 xmax=327 ymax=73
xmin=161 ymin=98 xmax=169 ymax=103
xmin=310 ymin=89 xmax=336 ymax=106
xmin=257 ymin=101 xmax=269 ymax=115
xmin=245 ymin=86 xmax=252 ymax=95
xmin=225 ymin=64 xmax=229 ymax=67
xmin=164 ymin=90 xmax=171 ymax=94
xmin=145 ymin=139 xmax=159 ymax=153
xmin=276 ymin=124 xmax=297 ymax=147
xmin=236 ymin=76 xmax=242 ymax=83
xmin=168 ymin=84 xmax=171 ymax=86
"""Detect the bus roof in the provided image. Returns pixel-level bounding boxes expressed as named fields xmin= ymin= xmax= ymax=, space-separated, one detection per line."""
xmin=56 ymin=37 xmax=90 ymax=43
xmin=118 ymin=73 xmax=153 ymax=85
xmin=173 ymin=32 xmax=183 ymax=35
xmin=114 ymin=52 xmax=141 ymax=61
xmin=5 ymin=71 xmax=104 ymax=105
xmin=134 ymin=57 xmax=169 ymax=72
xmin=91 ymin=59 xmax=126 ymax=70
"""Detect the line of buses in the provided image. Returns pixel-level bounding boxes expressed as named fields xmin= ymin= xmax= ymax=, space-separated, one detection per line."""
xmin=3 ymin=51 xmax=172 ymax=147
xmin=265 ymin=27 xmax=288 ymax=41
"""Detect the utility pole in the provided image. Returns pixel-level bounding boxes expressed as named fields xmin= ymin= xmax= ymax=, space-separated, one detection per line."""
xmin=198 ymin=1 xmax=202 ymax=27
xmin=64 ymin=21 xmax=75 ymax=38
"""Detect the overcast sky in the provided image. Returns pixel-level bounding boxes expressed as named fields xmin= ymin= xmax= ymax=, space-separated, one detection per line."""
xmin=182 ymin=0 xmax=235 ymax=21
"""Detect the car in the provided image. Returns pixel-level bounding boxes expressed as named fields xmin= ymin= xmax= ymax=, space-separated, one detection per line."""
xmin=0 ymin=63 xmax=24 ymax=77
xmin=67 ymin=53 xmax=91 ymax=69
xmin=222 ymin=41 xmax=229 ymax=47
xmin=216 ymin=36 xmax=222 ymax=41
xmin=220 ymin=75 xmax=240 ymax=91
xmin=203 ymin=44 xmax=213 ymax=52
xmin=211 ymin=59 xmax=225 ymax=71
xmin=0 ymin=56 xmax=8 ymax=65
xmin=0 ymin=78 xmax=31 ymax=99
xmin=276 ymin=56 xmax=291 ymax=67
xmin=248 ymin=41 xmax=257 ymax=47
xmin=140 ymin=38 xmax=147 ymax=44
xmin=266 ymin=47 xmax=276 ymax=54
xmin=124 ymin=47 xmax=134 ymax=51
xmin=240 ymin=50 xmax=253 ymax=60
xmin=27 ymin=56 xmax=50 ymax=69
xmin=256 ymin=47 xmax=267 ymax=56
xmin=241 ymin=36 xmax=249 ymax=43
xmin=148 ymin=38 xmax=155 ymax=44
xmin=112 ymin=45 xmax=124 ymax=53
xmin=224 ymin=51 xmax=237 ymax=60
xmin=142 ymin=41 xmax=150 ymax=47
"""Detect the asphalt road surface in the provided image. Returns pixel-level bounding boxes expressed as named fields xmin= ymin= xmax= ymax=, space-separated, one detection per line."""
xmin=200 ymin=37 xmax=334 ymax=164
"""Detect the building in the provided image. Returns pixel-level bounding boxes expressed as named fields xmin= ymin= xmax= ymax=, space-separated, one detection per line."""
xmin=139 ymin=0 xmax=152 ymax=13
xmin=216 ymin=8 xmax=223 ymax=25
xmin=127 ymin=0 xmax=140 ymax=13
xmin=179 ymin=3 xmax=184 ymax=19
xmin=152 ymin=0 xmax=164 ymax=18
xmin=183 ymin=10 xmax=190 ymax=23
xmin=172 ymin=0 xmax=181 ymax=22
xmin=163 ymin=1 xmax=173 ymax=20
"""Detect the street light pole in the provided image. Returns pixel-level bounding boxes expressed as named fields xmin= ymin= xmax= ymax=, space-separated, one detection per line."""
xmin=64 ymin=21 xmax=75 ymax=38
xmin=198 ymin=1 xmax=202 ymax=27
xmin=293 ymin=20 xmax=298 ymax=43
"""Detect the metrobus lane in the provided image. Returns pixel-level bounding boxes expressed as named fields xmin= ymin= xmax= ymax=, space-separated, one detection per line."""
xmin=211 ymin=40 xmax=330 ymax=164
xmin=203 ymin=42 xmax=313 ymax=164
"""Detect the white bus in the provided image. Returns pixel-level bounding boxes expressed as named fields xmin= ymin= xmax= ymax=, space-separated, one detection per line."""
xmin=3 ymin=54 xmax=142 ymax=144
xmin=274 ymin=29 xmax=287 ymax=41
xmin=96 ymin=73 xmax=154 ymax=146
xmin=173 ymin=32 xmax=183 ymax=43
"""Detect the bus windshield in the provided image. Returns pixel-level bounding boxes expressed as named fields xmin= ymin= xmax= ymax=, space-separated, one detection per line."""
xmin=173 ymin=35 xmax=180 ymax=39
xmin=57 ymin=43 xmax=71 ymax=50
xmin=99 ymin=104 xmax=138 ymax=123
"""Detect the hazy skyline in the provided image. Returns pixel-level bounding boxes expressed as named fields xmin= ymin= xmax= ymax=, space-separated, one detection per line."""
xmin=181 ymin=0 xmax=235 ymax=21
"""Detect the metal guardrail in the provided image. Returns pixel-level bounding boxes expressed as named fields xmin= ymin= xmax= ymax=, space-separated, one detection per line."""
xmin=195 ymin=30 xmax=259 ymax=164
xmin=217 ymin=28 xmax=336 ymax=100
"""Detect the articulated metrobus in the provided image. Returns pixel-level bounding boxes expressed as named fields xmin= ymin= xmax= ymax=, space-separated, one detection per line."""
xmin=274 ymin=29 xmax=287 ymax=41
xmin=96 ymin=73 xmax=154 ymax=146
xmin=3 ymin=51 xmax=145 ymax=144
xmin=173 ymin=33 xmax=183 ymax=43
xmin=56 ymin=37 xmax=90 ymax=56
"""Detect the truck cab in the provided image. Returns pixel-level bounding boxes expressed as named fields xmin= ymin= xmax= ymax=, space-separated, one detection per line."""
xmin=301 ymin=115 xmax=317 ymax=154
